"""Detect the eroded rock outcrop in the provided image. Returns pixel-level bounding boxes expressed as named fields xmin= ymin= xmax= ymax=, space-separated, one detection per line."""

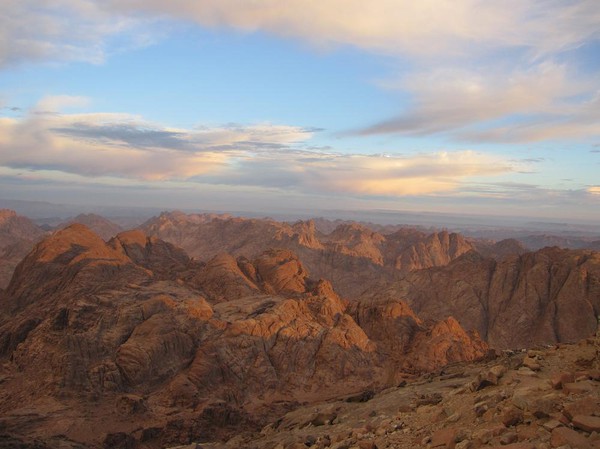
xmin=0 ymin=226 xmax=486 ymax=448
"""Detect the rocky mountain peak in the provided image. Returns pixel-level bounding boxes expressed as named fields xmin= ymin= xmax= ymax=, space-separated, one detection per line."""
xmin=60 ymin=213 xmax=123 ymax=240
xmin=254 ymin=248 xmax=309 ymax=294
xmin=292 ymin=219 xmax=324 ymax=249
xmin=27 ymin=223 xmax=127 ymax=265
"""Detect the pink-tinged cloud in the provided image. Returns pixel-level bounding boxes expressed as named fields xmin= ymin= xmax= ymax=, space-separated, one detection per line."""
xmin=0 ymin=101 xmax=515 ymax=197
xmin=361 ymin=63 xmax=600 ymax=143
xmin=109 ymin=0 xmax=600 ymax=58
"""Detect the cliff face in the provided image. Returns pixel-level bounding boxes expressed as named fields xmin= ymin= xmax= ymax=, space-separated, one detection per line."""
xmin=0 ymin=225 xmax=486 ymax=447
xmin=398 ymin=247 xmax=600 ymax=349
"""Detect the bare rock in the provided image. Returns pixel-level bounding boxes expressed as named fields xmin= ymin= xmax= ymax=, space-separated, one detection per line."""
xmin=563 ymin=397 xmax=600 ymax=420
xmin=550 ymin=372 xmax=574 ymax=390
xmin=523 ymin=357 xmax=542 ymax=371
xmin=115 ymin=394 xmax=146 ymax=415
xmin=103 ymin=432 xmax=135 ymax=449
xmin=431 ymin=428 xmax=458 ymax=448
xmin=550 ymin=426 xmax=592 ymax=449
xmin=573 ymin=415 xmax=600 ymax=433
xmin=502 ymin=407 xmax=524 ymax=427
xmin=563 ymin=380 xmax=596 ymax=395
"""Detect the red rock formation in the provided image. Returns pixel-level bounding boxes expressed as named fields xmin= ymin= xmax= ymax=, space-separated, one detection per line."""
xmin=0 ymin=209 xmax=47 ymax=288
xmin=322 ymin=223 xmax=385 ymax=264
xmin=0 ymin=225 xmax=487 ymax=447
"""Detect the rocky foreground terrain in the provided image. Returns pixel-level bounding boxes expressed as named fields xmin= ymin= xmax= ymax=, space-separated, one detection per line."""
xmin=0 ymin=210 xmax=598 ymax=448
xmin=173 ymin=332 xmax=600 ymax=449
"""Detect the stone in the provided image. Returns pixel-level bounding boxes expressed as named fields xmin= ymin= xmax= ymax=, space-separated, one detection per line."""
xmin=563 ymin=397 xmax=600 ymax=420
xmin=346 ymin=390 xmax=375 ymax=403
xmin=588 ymin=370 xmax=600 ymax=381
xmin=573 ymin=415 xmax=600 ymax=433
xmin=358 ymin=441 xmax=377 ymax=449
xmin=472 ymin=365 xmax=506 ymax=390
xmin=454 ymin=441 xmax=472 ymax=449
xmin=550 ymin=426 xmax=592 ymax=449
xmin=500 ymin=431 xmax=518 ymax=444
xmin=473 ymin=401 xmax=489 ymax=417
xmin=550 ymin=372 xmax=574 ymax=390
xmin=415 ymin=392 xmax=443 ymax=406
xmin=542 ymin=420 xmax=563 ymax=432
xmin=563 ymin=381 xmax=595 ymax=395
xmin=472 ymin=425 xmax=506 ymax=444
xmin=517 ymin=367 xmax=538 ymax=377
xmin=529 ymin=395 xmax=559 ymax=419
xmin=523 ymin=357 xmax=542 ymax=371
xmin=502 ymin=407 xmax=524 ymax=427
xmin=446 ymin=412 xmax=462 ymax=423
xmin=431 ymin=428 xmax=458 ymax=448
xmin=311 ymin=412 xmax=337 ymax=426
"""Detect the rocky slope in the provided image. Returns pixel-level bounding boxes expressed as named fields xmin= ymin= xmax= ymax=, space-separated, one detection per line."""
xmin=393 ymin=247 xmax=600 ymax=349
xmin=191 ymin=331 xmax=600 ymax=449
xmin=0 ymin=209 xmax=47 ymax=289
xmin=0 ymin=225 xmax=486 ymax=448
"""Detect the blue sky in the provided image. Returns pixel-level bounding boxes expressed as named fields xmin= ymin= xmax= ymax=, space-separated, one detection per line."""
xmin=1 ymin=1 xmax=599 ymax=221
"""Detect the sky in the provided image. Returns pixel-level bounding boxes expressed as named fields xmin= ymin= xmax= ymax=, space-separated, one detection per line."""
xmin=1 ymin=1 xmax=600 ymax=222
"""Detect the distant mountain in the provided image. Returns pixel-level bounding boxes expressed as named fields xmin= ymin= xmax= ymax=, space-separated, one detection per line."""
xmin=519 ymin=234 xmax=600 ymax=251
xmin=139 ymin=211 xmax=498 ymax=298
xmin=0 ymin=209 xmax=46 ymax=289
xmin=58 ymin=213 xmax=123 ymax=240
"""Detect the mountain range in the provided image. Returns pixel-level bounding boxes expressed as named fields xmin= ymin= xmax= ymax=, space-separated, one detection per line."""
xmin=0 ymin=209 xmax=598 ymax=448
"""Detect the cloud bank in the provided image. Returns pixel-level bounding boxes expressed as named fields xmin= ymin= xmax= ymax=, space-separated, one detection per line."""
xmin=0 ymin=99 xmax=513 ymax=197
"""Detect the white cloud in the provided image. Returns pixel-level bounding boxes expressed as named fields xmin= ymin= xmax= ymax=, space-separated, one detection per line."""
xmin=361 ymin=62 xmax=600 ymax=142
xmin=108 ymin=0 xmax=600 ymax=58
xmin=3 ymin=1 xmax=600 ymax=146
xmin=0 ymin=103 xmax=515 ymax=197
xmin=0 ymin=109 xmax=313 ymax=181
xmin=0 ymin=0 xmax=151 ymax=68
xmin=292 ymin=151 xmax=511 ymax=196
xmin=3 ymin=1 xmax=599 ymax=68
